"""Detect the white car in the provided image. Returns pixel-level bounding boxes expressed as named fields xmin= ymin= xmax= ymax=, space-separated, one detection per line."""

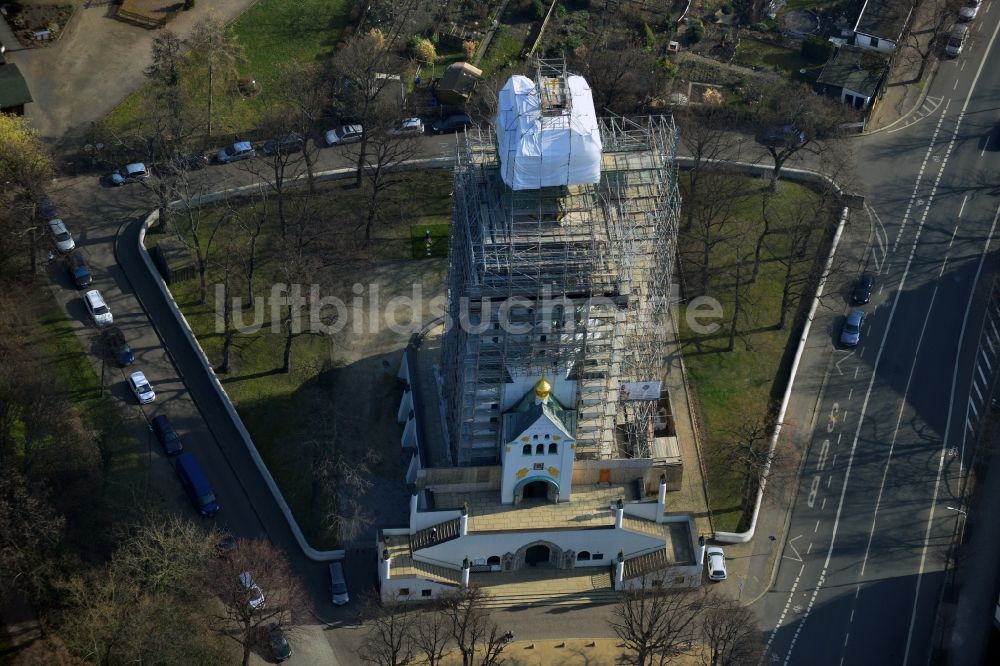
xmin=706 ymin=546 xmax=727 ymax=581
xmin=959 ymin=0 xmax=980 ymax=21
xmin=48 ymin=218 xmax=75 ymax=252
xmin=390 ymin=117 xmax=424 ymax=137
xmin=108 ymin=162 xmax=150 ymax=186
xmin=239 ymin=572 xmax=266 ymax=609
xmin=128 ymin=371 xmax=155 ymax=404
xmin=84 ymin=289 xmax=113 ymax=327
xmin=216 ymin=141 xmax=256 ymax=164
xmin=325 ymin=125 xmax=363 ymax=146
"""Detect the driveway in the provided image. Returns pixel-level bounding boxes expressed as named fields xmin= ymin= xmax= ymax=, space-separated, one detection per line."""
xmin=5 ymin=0 xmax=260 ymax=143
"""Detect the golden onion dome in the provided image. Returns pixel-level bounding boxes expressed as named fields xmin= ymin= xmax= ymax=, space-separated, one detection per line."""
xmin=535 ymin=377 xmax=552 ymax=401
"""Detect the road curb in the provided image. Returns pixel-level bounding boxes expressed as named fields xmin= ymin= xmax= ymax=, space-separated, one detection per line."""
xmin=859 ymin=55 xmax=942 ymax=137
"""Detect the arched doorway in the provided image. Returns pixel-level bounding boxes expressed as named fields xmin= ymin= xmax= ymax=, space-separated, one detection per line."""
xmin=525 ymin=544 xmax=550 ymax=565
xmin=522 ymin=480 xmax=550 ymax=499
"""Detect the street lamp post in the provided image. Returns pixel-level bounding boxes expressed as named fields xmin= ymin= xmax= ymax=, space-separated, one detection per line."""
xmin=946 ymin=506 xmax=967 ymax=516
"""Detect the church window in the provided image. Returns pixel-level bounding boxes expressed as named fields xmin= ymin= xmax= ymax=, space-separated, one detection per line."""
xmin=577 ymin=551 xmax=591 ymax=561
xmin=548 ymin=443 xmax=558 ymax=455
xmin=536 ymin=443 xmax=544 ymax=454
xmin=522 ymin=444 xmax=532 ymax=455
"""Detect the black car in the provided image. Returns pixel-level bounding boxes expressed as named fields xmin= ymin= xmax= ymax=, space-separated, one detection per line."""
xmin=851 ymin=273 xmax=874 ymax=305
xmin=100 ymin=326 xmax=134 ymax=367
xmin=263 ymin=133 xmax=304 ymax=156
xmin=169 ymin=152 xmax=210 ymax=171
xmin=65 ymin=251 xmax=92 ymax=288
xmin=37 ymin=196 xmax=58 ymax=220
xmin=267 ymin=624 xmax=292 ymax=662
xmin=430 ymin=114 xmax=473 ymax=134
xmin=151 ymin=415 xmax=184 ymax=455
xmin=759 ymin=124 xmax=807 ymax=148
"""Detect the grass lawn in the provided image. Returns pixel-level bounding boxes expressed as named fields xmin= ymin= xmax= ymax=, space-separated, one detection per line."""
xmin=106 ymin=0 xmax=351 ymax=136
xmin=732 ymin=39 xmax=824 ymax=83
xmin=163 ymin=170 xmax=452 ymax=548
xmin=410 ymin=222 xmax=450 ymax=258
xmin=478 ymin=24 xmax=527 ymax=76
xmin=678 ymin=177 xmax=835 ymax=532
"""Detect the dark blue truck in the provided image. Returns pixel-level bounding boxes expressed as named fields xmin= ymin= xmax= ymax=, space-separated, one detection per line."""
xmin=175 ymin=453 xmax=219 ymax=516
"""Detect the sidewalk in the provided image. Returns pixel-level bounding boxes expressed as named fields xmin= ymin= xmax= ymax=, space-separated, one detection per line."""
xmin=0 ymin=7 xmax=24 ymax=51
xmin=439 ymin=638 xmax=701 ymax=665
xmin=864 ymin=1 xmax=943 ymax=133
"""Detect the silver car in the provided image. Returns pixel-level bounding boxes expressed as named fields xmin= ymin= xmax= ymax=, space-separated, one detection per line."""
xmin=840 ymin=309 xmax=865 ymax=347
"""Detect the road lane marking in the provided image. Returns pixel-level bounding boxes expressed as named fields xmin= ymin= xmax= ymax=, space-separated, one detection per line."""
xmin=954 ymin=79 xmax=959 ymax=90
xmin=822 ymin=497 xmax=827 ymax=510
xmin=970 ymin=399 xmax=979 ymax=418
xmin=848 ymin=388 xmax=853 ymax=401
xmin=982 ymin=348 xmax=992 ymax=371
xmin=844 ymin=633 xmax=850 ymax=647
xmin=973 ymin=380 xmax=983 ymax=403
xmin=784 ymin=535 xmax=804 ymax=562
xmin=807 ymin=542 xmax=813 ymax=555
xmin=814 ymin=520 xmax=820 ymax=533
xmin=961 ymin=60 xmax=967 ymax=71
xmin=860 ymin=284 xmax=939 ymax=578
xmin=939 ymin=256 xmax=949 ymax=276
xmin=959 ymin=195 xmax=968 ymax=218
xmin=903 ymin=204 xmax=1000 ymax=666
xmin=780 ymin=96 xmax=960 ymax=666
xmin=893 ymin=100 xmax=951 ymax=251
xmin=855 ymin=366 xmax=860 ymax=379
xmin=977 ymin=362 xmax=987 ymax=386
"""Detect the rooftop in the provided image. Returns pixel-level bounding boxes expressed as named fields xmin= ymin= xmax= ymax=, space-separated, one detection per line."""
xmin=854 ymin=0 xmax=914 ymax=41
xmin=816 ymin=45 xmax=890 ymax=98
xmin=0 ymin=62 xmax=32 ymax=109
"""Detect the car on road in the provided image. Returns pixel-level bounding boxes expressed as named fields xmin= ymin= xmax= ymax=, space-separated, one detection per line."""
xmin=329 ymin=561 xmax=349 ymax=605
xmin=325 ymin=124 xmax=363 ymax=146
xmin=946 ymin=24 xmax=969 ymax=56
xmin=840 ymin=309 xmax=866 ymax=347
xmin=176 ymin=452 xmax=219 ymax=516
xmin=128 ymin=370 xmax=156 ymax=404
xmin=851 ymin=273 xmax=873 ymax=305
xmin=267 ymin=624 xmax=292 ymax=662
xmin=390 ymin=117 xmax=424 ymax=137
xmin=759 ymin=124 xmax=807 ymax=147
xmin=239 ymin=572 xmax=266 ymax=609
xmin=151 ymin=414 xmax=183 ymax=455
xmin=959 ymin=0 xmax=980 ymax=21
xmin=100 ymin=325 xmax=134 ymax=367
xmin=107 ymin=162 xmax=150 ymax=186
xmin=430 ymin=114 xmax=473 ymax=134
xmin=706 ymin=546 xmax=728 ymax=581
xmin=84 ymin=289 xmax=113 ymax=327
xmin=263 ymin=133 xmax=305 ymax=156
xmin=48 ymin=219 xmax=75 ymax=253
xmin=216 ymin=141 xmax=256 ymax=164
xmin=65 ymin=251 xmax=92 ymax=288
xmin=168 ymin=152 xmax=210 ymax=171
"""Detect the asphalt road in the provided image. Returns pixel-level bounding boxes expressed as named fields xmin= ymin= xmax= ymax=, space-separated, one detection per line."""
xmin=759 ymin=9 xmax=1000 ymax=666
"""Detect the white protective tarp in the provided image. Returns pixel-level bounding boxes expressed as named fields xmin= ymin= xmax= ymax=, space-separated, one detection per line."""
xmin=495 ymin=74 xmax=602 ymax=191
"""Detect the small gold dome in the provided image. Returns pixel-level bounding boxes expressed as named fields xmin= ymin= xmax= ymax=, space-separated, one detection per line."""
xmin=535 ymin=377 xmax=552 ymax=401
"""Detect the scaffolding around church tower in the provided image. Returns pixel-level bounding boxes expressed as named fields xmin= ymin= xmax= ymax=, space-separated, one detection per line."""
xmin=442 ymin=60 xmax=681 ymax=465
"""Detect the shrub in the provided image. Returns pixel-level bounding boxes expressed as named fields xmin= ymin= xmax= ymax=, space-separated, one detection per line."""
xmin=660 ymin=56 xmax=678 ymax=78
xmin=662 ymin=15 xmax=676 ymax=33
xmin=753 ymin=21 xmax=769 ymax=31
xmin=702 ymin=88 xmax=723 ymax=105
xmin=564 ymin=34 xmax=582 ymax=50
xmin=532 ymin=0 xmax=547 ymax=20
xmin=414 ymin=39 xmax=437 ymax=64
xmin=463 ymin=40 xmax=477 ymax=59
xmin=721 ymin=3 xmax=733 ymax=14
xmin=687 ymin=20 xmax=704 ymax=44
xmin=643 ymin=22 xmax=655 ymax=52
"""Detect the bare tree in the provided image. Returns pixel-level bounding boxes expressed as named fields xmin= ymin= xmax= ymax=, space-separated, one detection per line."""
xmin=411 ymin=601 xmax=453 ymax=666
xmin=440 ymin=587 xmax=504 ymax=666
xmin=677 ymin=107 xmax=748 ymax=231
xmin=212 ymin=538 xmax=308 ymax=666
xmin=772 ymin=198 xmax=821 ymax=330
xmin=897 ymin=0 xmax=963 ymax=83
xmin=188 ymin=15 xmax=245 ymax=136
xmin=0 ymin=469 xmax=65 ymax=603
xmin=239 ymin=110 xmax=308 ymax=239
xmin=346 ymin=101 xmax=422 ymax=242
xmin=276 ymin=60 xmax=331 ymax=194
xmin=359 ymin=594 xmax=413 ymax=666
xmin=609 ymin=584 xmax=702 ymax=666
xmin=573 ymin=35 xmax=665 ymax=114
xmin=683 ymin=170 xmax=747 ymax=296
xmin=168 ymin=178 xmax=230 ymax=304
xmin=699 ymin=595 xmax=764 ymax=666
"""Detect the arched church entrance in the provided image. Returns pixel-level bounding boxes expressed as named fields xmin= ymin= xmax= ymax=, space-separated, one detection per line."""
xmin=522 ymin=480 xmax=550 ymax=499
xmin=524 ymin=544 xmax=551 ymax=565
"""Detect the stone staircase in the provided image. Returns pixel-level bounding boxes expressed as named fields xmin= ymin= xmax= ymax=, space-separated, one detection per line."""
xmin=473 ymin=567 xmax=621 ymax=609
xmin=622 ymin=548 xmax=671 ymax=580
xmin=410 ymin=517 xmax=462 ymax=551
xmin=622 ymin=515 xmax=667 ymax=537
xmin=393 ymin=554 xmax=463 ymax=585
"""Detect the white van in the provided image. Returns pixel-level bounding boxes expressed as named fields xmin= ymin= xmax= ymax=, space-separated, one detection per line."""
xmin=946 ymin=24 xmax=969 ymax=56
xmin=84 ymin=289 xmax=113 ymax=327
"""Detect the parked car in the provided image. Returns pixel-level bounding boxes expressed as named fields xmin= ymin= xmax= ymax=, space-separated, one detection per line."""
xmin=100 ymin=325 xmax=134 ymax=367
xmin=216 ymin=141 xmax=256 ymax=164
xmin=840 ymin=309 xmax=866 ymax=347
xmin=37 ymin=196 xmax=58 ymax=220
xmin=430 ymin=114 xmax=472 ymax=134
xmin=946 ymin=24 xmax=969 ymax=56
xmin=390 ymin=117 xmax=424 ymax=137
xmin=706 ymin=546 xmax=728 ymax=581
xmin=263 ymin=133 xmax=305 ymax=156
xmin=329 ymin=561 xmax=349 ymax=605
xmin=128 ymin=370 xmax=156 ymax=404
xmin=107 ymin=162 xmax=150 ymax=186
xmin=151 ymin=414 xmax=183 ymax=455
xmin=325 ymin=125 xmax=363 ymax=146
xmin=176 ymin=452 xmax=219 ymax=516
xmin=64 ymin=251 xmax=92 ymax=288
xmin=851 ymin=273 xmax=874 ymax=305
xmin=84 ymin=289 xmax=113 ymax=327
xmin=759 ymin=124 xmax=806 ymax=147
xmin=239 ymin=572 xmax=266 ymax=609
xmin=959 ymin=0 xmax=980 ymax=21
xmin=48 ymin=219 xmax=75 ymax=252
xmin=267 ymin=624 xmax=292 ymax=662
xmin=168 ymin=152 xmax=210 ymax=171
